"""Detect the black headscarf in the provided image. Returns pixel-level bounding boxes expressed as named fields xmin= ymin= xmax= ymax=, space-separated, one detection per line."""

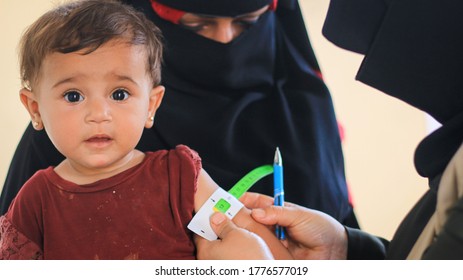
xmin=155 ymin=0 xmax=272 ymax=17
xmin=1 ymin=0 xmax=355 ymax=225
xmin=323 ymin=0 xmax=463 ymax=181
xmin=129 ymin=0 xmax=353 ymax=222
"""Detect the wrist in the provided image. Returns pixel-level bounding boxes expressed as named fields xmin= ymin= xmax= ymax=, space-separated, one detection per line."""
xmin=329 ymin=225 xmax=348 ymax=259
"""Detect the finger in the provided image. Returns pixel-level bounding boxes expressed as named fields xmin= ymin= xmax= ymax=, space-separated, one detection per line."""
xmin=240 ymin=192 xmax=275 ymax=209
xmin=210 ymin=212 xmax=239 ymax=239
xmin=251 ymin=205 xmax=302 ymax=228
xmin=194 ymin=213 xmax=234 ymax=250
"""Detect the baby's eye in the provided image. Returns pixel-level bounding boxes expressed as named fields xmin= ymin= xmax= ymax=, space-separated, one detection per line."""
xmin=111 ymin=89 xmax=129 ymax=101
xmin=64 ymin=91 xmax=84 ymax=103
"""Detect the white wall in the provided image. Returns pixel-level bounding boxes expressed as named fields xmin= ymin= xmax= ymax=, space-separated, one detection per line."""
xmin=0 ymin=0 xmax=55 ymax=195
xmin=0 ymin=0 xmax=428 ymax=240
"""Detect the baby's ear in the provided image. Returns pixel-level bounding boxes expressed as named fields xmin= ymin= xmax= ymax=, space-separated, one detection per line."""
xmin=19 ymin=88 xmax=43 ymax=130
xmin=145 ymin=85 xmax=165 ymax=128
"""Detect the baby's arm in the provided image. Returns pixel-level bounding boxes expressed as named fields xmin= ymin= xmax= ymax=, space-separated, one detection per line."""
xmin=194 ymin=169 xmax=293 ymax=260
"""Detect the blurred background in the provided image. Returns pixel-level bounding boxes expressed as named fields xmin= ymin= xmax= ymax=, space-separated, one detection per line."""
xmin=0 ymin=0 xmax=431 ymax=240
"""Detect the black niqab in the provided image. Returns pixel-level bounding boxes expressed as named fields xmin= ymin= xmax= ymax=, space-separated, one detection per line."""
xmin=131 ymin=0 xmax=352 ymax=221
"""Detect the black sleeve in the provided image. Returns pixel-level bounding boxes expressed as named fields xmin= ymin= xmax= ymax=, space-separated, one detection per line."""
xmin=322 ymin=0 xmax=389 ymax=54
xmin=345 ymin=226 xmax=388 ymax=259
xmin=0 ymin=124 xmax=64 ymax=214
xmin=422 ymin=197 xmax=463 ymax=259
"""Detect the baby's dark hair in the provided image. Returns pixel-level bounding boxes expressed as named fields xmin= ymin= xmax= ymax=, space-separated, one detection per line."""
xmin=19 ymin=0 xmax=163 ymax=90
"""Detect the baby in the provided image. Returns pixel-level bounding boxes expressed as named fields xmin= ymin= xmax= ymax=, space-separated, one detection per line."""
xmin=0 ymin=0 xmax=290 ymax=260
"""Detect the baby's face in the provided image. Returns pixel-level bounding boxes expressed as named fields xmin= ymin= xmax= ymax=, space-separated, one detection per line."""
xmin=31 ymin=41 xmax=163 ymax=174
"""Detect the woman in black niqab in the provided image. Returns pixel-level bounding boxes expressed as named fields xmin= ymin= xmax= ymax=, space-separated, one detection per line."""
xmin=1 ymin=0 xmax=358 ymax=227
xmin=130 ymin=0 xmax=356 ymax=225
xmin=322 ymin=0 xmax=463 ymax=259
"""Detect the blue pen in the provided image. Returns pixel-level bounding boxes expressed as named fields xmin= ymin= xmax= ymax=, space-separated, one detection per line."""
xmin=273 ymin=147 xmax=285 ymax=240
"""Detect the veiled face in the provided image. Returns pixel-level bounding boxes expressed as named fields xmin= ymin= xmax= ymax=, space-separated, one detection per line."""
xmin=178 ymin=5 xmax=269 ymax=43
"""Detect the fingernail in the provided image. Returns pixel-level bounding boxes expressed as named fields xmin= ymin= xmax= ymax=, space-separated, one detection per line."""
xmin=211 ymin=212 xmax=226 ymax=225
xmin=252 ymin=208 xmax=265 ymax=219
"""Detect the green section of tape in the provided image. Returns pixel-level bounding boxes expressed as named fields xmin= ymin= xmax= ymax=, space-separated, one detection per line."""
xmin=228 ymin=165 xmax=274 ymax=199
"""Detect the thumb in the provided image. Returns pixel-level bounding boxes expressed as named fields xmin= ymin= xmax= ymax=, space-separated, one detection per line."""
xmin=210 ymin=212 xmax=237 ymax=239
xmin=251 ymin=206 xmax=296 ymax=228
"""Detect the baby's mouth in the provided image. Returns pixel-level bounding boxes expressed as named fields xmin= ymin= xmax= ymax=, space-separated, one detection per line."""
xmin=85 ymin=134 xmax=113 ymax=145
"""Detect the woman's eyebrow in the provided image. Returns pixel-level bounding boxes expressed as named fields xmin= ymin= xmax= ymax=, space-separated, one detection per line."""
xmin=191 ymin=9 xmax=266 ymax=20
xmin=190 ymin=13 xmax=218 ymax=19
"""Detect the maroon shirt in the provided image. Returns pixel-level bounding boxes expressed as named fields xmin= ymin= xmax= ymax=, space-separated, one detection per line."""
xmin=0 ymin=145 xmax=199 ymax=259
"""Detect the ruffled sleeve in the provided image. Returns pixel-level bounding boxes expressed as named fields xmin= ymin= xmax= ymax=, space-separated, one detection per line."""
xmin=167 ymin=145 xmax=202 ymax=227
xmin=0 ymin=215 xmax=43 ymax=260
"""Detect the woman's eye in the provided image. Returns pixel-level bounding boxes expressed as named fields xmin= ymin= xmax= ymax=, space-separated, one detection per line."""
xmin=64 ymin=91 xmax=84 ymax=103
xmin=179 ymin=22 xmax=206 ymax=32
xmin=111 ymin=89 xmax=129 ymax=101
xmin=235 ymin=17 xmax=259 ymax=28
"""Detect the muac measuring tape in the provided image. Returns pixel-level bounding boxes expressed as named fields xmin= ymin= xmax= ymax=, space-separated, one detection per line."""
xmin=187 ymin=165 xmax=273 ymax=241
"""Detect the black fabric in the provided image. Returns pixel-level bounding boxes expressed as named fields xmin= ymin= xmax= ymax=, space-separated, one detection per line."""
xmin=323 ymin=0 xmax=463 ymax=259
xmin=1 ymin=0 xmax=356 ymax=227
xmin=345 ymin=227 xmax=387 ymax=260
xmin=322 ymin=0 xmax=389 ymax=54
xmin=414 ymin=112 xmax=463 ymax=179
xmin=353 ymin=0 xmax=463 ymax=183
xmin=155 ymin=0 xmax=272 ymax=17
